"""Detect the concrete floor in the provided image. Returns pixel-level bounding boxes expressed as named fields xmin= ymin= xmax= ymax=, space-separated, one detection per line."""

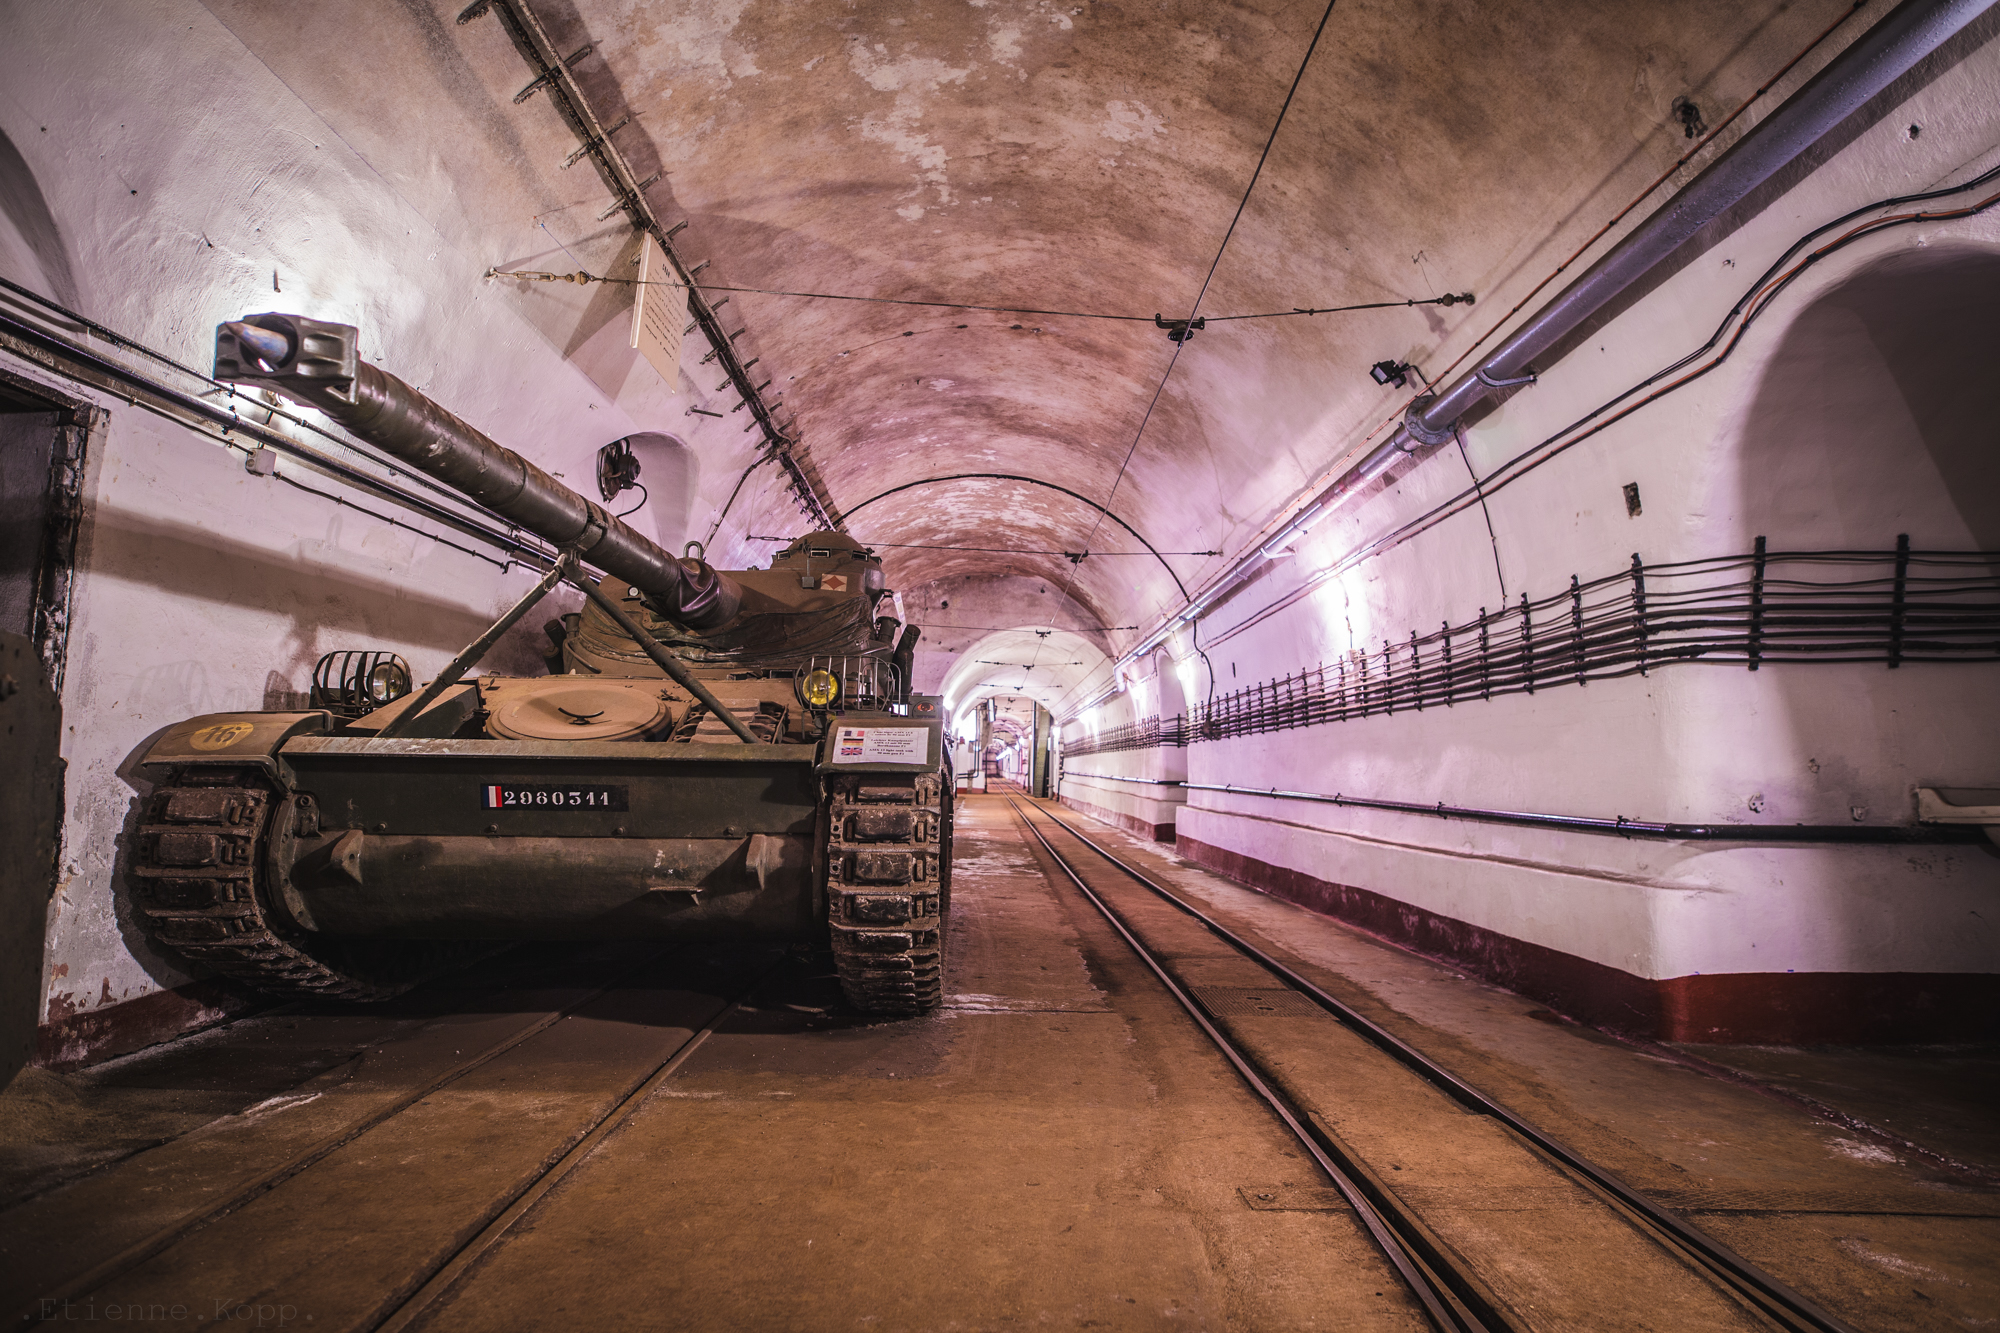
xmin=3 ymin=793 xmax=1996 ymax=1331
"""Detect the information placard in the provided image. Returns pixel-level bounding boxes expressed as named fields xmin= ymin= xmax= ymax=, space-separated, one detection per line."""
xmin=831 ymin=727 xmax=928 ymax=765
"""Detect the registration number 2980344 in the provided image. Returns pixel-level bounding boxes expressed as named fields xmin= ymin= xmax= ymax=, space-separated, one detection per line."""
xmin=481 ymin=784 xmax=628 ymax=811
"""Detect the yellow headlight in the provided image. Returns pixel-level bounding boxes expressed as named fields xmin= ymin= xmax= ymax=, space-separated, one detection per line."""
xmin=801 ymin=669 xmax=840 ymax=707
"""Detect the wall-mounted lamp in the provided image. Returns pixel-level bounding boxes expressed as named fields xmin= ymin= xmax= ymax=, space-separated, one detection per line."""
xmin=1369 ymin=360 xmax=1415 ymax=388
xmin=596 ymin=437 xmax=641 ymax=502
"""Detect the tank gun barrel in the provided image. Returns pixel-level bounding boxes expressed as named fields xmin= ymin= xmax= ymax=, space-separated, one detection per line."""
xmin=213 ymin=313 xmax=741 ymax=630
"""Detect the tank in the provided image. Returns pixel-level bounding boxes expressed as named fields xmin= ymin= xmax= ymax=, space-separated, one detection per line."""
xmin=130 ymin=314 xmax=951 ymax=1015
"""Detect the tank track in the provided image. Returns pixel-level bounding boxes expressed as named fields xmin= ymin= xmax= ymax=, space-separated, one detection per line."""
xmin=824 ymin=771 xmax=948 ymax=1015
xmin=132 ymin=767 xmax=479 ymax=1002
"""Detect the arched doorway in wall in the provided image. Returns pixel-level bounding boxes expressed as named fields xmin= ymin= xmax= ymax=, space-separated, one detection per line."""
xmin=1736 ymin=246 xmax=2000 ymax=549
xmin=614 ymin=433 xmax=696 ymax=554
xmin=1721 ymin=244 xmax=2000 ymax=1033
xmin=1732 ymin=244 xmax=2000 ymax=791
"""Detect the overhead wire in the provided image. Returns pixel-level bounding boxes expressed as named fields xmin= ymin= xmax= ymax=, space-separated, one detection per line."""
xmin=840 ymin=474 xmax=1192 ymax=600
xmin=1080 ymin=0 xmax=1922 ymax=714
xmin=1039 ymin=0 xmax=1344 ymax=693
xmin=702 ymin=454 xmax=771 ymax=548
xmin=1401 ymin=360 xmax=1509 ymax=604
xmin=1064 ymin=0 xmax=1344 ymax=552
xmin=912 ymin=622 xmax=1140 ymax=633
xmin=1362 ymin=165 xmax=2000 ymax=571
xmin=485 ymin=269 xmax=1469 ymax=327
xmin=747 ymin=537 xmax=1220 ymax=557
xmin=1203 ymin=160 xmax=2000 ymax=653
xmin=1416 ymin=0 xmax=1877 ymax=397
xmin=1294 ymin=0 xmax=1882 ymax=476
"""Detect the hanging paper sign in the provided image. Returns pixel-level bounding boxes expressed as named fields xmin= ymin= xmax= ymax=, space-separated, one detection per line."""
xmin=630 ymin=231 xmax=685 ymax=389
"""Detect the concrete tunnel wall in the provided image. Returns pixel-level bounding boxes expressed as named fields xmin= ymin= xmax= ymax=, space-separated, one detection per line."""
xmin=0 ymin=0 xmax=820 ymax=1064
xmin=2 ymin=0 xmax=1996 ymax=1061
xmin=1058 ymin=38 xmax=2000 ymax=1042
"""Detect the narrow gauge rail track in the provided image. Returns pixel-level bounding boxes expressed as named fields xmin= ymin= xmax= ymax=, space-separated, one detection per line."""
xmin=11 ymin=947 xmax=783 ymax=1332
xmin=367 ymin=964 xmax=773 ymax=1333
xmin=1003 ymin=792 xmax=1858 ymax=1333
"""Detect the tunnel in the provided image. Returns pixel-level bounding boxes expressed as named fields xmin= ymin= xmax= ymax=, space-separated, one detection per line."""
xmin=2 ymin=0 xmax=1997 ymax=1327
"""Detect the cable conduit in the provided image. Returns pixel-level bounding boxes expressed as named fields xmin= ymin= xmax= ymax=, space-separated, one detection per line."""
xmin=1093 ymin=0 xmax=1999 ymax=706
xmin=469 ymin=0 xmax=839 ymax=532
xmin=1052 ymin=772 xmax=1981 ymax=844
xmin=0 ymin=308 xmax=556 ymax=572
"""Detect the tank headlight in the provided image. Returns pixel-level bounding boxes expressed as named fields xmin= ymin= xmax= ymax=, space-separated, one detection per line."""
xmin=368 ymin=659 xmax=411 ymax=705
xmin=802 ymin=669 xmax=840 ymax=708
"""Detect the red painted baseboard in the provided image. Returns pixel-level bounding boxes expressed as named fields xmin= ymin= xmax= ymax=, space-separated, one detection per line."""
xmin=1058 ymin=793 xmax=1175 ymax=843
xmin=35 ymin=978 xmax=260 ymax=1071
xmin=1176 ymin=834 xmax=2000 ymax=1044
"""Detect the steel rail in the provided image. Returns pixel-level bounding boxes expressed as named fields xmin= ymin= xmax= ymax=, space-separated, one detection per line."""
xmin=1002 ymin=795 xmax=1503 ymax=1333
xmin=369 ymin=956 xmax=784 ymax=1332
xmin=1015 ymin=796 xmax=1861 ymax=1333
xmin=15 ymin=946 xmax=684 ymax=1329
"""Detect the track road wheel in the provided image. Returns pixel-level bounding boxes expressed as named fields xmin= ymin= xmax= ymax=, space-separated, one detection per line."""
xmin=132 ymin=767 xmax=487 ymax=1002
xmin=824 ymin=771 xmax=947 ymax=1015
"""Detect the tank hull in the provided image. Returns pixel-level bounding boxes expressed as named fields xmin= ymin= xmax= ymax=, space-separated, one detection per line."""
xmin=282 ymin=832 xmax=816 ymax=939
xmin=276 ymin=735 xmax=821 ymax=940
xmin=133 ymin=705 xmax=951 ymax=1012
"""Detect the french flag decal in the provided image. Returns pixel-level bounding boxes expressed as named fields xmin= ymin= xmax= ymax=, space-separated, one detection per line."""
xmin=483 ymin=785 xmax=504 ymax=808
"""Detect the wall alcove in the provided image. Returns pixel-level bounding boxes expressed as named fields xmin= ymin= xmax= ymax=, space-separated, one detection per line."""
xmin=1736 ymin=246 xmax=2000 ymax=549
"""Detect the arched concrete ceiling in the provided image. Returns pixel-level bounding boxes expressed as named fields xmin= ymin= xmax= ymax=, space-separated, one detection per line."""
xmin=940 ymin=627 xmax=1110 ymax=720
xmin=904 ymin=571 xmax=1107 ymax=695
xmin=542 ymin=0 xmax=1822 ymax=645
xmin=199 ymin=0 xmax=1830 ymax=650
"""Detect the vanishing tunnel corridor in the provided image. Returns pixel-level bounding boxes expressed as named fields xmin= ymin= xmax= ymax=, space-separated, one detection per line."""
xmin=2 ymin=0 xmax=1998 ymax=1327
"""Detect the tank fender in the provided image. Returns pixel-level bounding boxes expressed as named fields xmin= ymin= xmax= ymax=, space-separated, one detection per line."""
xmin=138 ymin=712 xmax=332 ymax=783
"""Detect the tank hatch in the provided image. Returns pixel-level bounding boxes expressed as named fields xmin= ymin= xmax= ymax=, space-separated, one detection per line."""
xmin=480 ymin=677 xmax=680 ymax=741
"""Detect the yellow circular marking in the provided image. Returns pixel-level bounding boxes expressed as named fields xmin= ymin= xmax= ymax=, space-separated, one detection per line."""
xmin=801 ymin=669 xmax=840 ymax=708
xmin=188 ymin=722 xmax=255 ymax=751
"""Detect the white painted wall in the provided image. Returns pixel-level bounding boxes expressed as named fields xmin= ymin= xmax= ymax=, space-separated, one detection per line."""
xmin=0 ymin=0 xmax=803 ymax=1029
xmin=1066 ymin=38 xmax=2000 ymax=983
xmin=6 ymin=0 xmax=1998 ymax=1037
